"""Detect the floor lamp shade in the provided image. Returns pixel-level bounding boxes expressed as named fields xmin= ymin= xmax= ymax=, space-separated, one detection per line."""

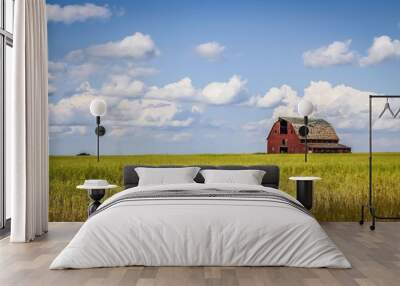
xmin=90 ymin=99 xmax=107 ymax=117
xmin=298 ymin=99 xmax=314 ymax=117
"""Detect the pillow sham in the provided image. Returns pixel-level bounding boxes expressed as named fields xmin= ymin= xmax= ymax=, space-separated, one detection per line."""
xmin=135 ymin=167 xmax=201 ymax=186
xmin=200 ymin=169 xmax=266 ymax=185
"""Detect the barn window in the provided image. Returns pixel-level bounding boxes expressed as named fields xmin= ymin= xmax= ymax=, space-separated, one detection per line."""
xmin=280 ymin=120 xmax=288 ymax=134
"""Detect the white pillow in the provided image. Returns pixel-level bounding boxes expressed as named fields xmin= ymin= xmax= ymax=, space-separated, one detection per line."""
xmin=200 ymin=169 xmax=266 ymax=185
xmin=135 ymin=167 xmax=200 ymax=186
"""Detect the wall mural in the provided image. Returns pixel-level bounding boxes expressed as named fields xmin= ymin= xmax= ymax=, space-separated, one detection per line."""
xmin=47 ymin=0 xmax=400 ymax=222
xmin=48 ymin=0 xmax=400 ymax=155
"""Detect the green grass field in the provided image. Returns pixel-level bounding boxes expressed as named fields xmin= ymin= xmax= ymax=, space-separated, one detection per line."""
xmin=49 ymin=153 xmax=400 ymax=222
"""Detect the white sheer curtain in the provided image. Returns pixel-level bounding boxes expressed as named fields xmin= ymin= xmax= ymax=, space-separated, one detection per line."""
xmin=9 ymin=0 xmax=49 ymax=242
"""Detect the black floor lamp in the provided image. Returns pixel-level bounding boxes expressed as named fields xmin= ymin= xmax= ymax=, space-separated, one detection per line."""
xmin=298 ymin=99 xmax=314 ymax=163
xmin=90 ymin=99 xmax=107 ymax=162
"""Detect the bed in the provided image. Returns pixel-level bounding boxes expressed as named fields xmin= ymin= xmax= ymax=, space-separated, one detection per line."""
xmin=50 ymin=165 xmax=350 ymax=269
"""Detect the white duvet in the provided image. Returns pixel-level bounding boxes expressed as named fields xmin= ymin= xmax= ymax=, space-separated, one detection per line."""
xmin=50 ymin=183 xmax=351 ymax=269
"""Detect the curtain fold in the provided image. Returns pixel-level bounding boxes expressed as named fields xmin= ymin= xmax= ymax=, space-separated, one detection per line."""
xmin=10 ymin=0 xmax=49 ymax=242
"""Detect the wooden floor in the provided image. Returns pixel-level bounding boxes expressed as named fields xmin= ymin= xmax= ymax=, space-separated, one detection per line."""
xmin=0 ymin=222 xmax=399 ymax=286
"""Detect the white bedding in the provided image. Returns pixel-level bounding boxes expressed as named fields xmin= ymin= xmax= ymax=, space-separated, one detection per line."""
xmin=50 ymin=183 xmax=351 ymax=269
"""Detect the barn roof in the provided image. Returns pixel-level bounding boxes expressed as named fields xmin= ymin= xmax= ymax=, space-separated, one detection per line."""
xmin=279 ymin=117 xmax=339 ymax=141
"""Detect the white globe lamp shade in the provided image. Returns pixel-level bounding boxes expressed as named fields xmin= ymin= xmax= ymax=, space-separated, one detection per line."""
xmin=298 ymin=99 xmax=314 ymax=117
xmin=90 ymin=99 xmax=107 ymax=117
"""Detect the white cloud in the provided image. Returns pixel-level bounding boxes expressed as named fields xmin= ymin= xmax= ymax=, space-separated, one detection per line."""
xmin=242 ymin=118 xmax=274 ymax=133
xmin=48 ymin=61 xmax=98 ymax=85
xmin=48 ymin=61 xmax=66 ymax=72
xmin=301 ymin=81 xmax=371 ymax=129
xmin=154 ymin=132 xmax=193 ymax=142
xmin=65 ymin=32 xmax=158 ymax=63
xmin=191 ymin=105 xmax=205 ymax=114
xmin=146 ymin=78 xmax=196 ymax=100
xmin=246 ymin=85 xmax=298 ymax=108
xmin=109 ymin=128 xmax=193 ymax=142
xmin=242 ymin=81 xmax=399 ymax=142
xmin=170 ymin=132 xmax=193 ymax=142
xmin=303 ymin=36 xmax=400 ymax=67
xmin=48 ymin=68 xmax=58 ymax=95
xmin=303 ymin=40 xmax=356 ymax=67
xmin=65 ymin=50 xmax=85 ymax=63
xmin=49 ymin=72 xmax=246 ymax=138
xmin=84 ymin=32 xmax=159 ymax=60
xmin=49 ymin=81 xmax=194 ymax=136
xmin=67 ymin=62 xmax=99 ymax=80
xmin=126 ymin=66 xmax=159 ymax=77
xmin=201 ymin=75 xmax=247 ymax=105
xmin=108 ymin=127 xmax=130 ymax=137
xmin=50 ymin=125 xmax=88 ymax=136
xmin=360 ymin=35 xmax=400 ymax=66
xmin=49 ymin=82 xmax=98 ymax=126
xmin=49 ymin=33 xmax=159 ymax=96
xmin=114 ymin=99 xmax=193 ymax=128
xmin=146 ymin=75 xmax=247 ymax=105
xmin=47 ymin=3 xmax=111 ymax=24
xmin=373 ymin=117 xmax=400 ymax=131
xmin=101 ymin=75 xmax=145 ymax=97
xmin=195 ymin=41 xmax=225 ymax=60
xmin=265 ymin=81 xmax=386 ymax=131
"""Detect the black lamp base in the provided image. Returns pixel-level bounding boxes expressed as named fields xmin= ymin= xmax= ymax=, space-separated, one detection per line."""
xmin=296 ymin=181 xmax=313 ymax=210
xmin=87 ymin=189 xmax=105 ymax=216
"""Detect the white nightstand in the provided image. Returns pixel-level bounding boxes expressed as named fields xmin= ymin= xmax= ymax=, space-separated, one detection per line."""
xmin=77 ymin=180 xmax=118 ymax=216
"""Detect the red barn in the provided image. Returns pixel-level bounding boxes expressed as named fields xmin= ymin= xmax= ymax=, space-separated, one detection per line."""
xmin=267 ymin=117 xmax=351 ymax=154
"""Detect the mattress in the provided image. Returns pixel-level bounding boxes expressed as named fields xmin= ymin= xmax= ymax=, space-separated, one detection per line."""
xmin=50 ymin=183 xmax=351 ymax=269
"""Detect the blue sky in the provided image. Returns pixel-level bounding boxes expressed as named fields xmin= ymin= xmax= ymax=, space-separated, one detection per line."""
xmin=47 ymin=0 xmax=400 ymax=154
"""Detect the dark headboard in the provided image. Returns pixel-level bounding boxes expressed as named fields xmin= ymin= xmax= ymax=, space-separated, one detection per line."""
xmin=123 ymin=165 xmax=280 ymax=189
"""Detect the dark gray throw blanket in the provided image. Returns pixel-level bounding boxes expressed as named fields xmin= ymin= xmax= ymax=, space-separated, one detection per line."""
xmin=91 ymin=189 xmax=311 ymax=217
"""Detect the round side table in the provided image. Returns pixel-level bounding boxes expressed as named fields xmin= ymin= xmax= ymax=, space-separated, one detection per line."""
xmin=289 ymin=177 xmax=321 ymax=210
xmin=77 ymin=182 xmax=118 ymax=216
